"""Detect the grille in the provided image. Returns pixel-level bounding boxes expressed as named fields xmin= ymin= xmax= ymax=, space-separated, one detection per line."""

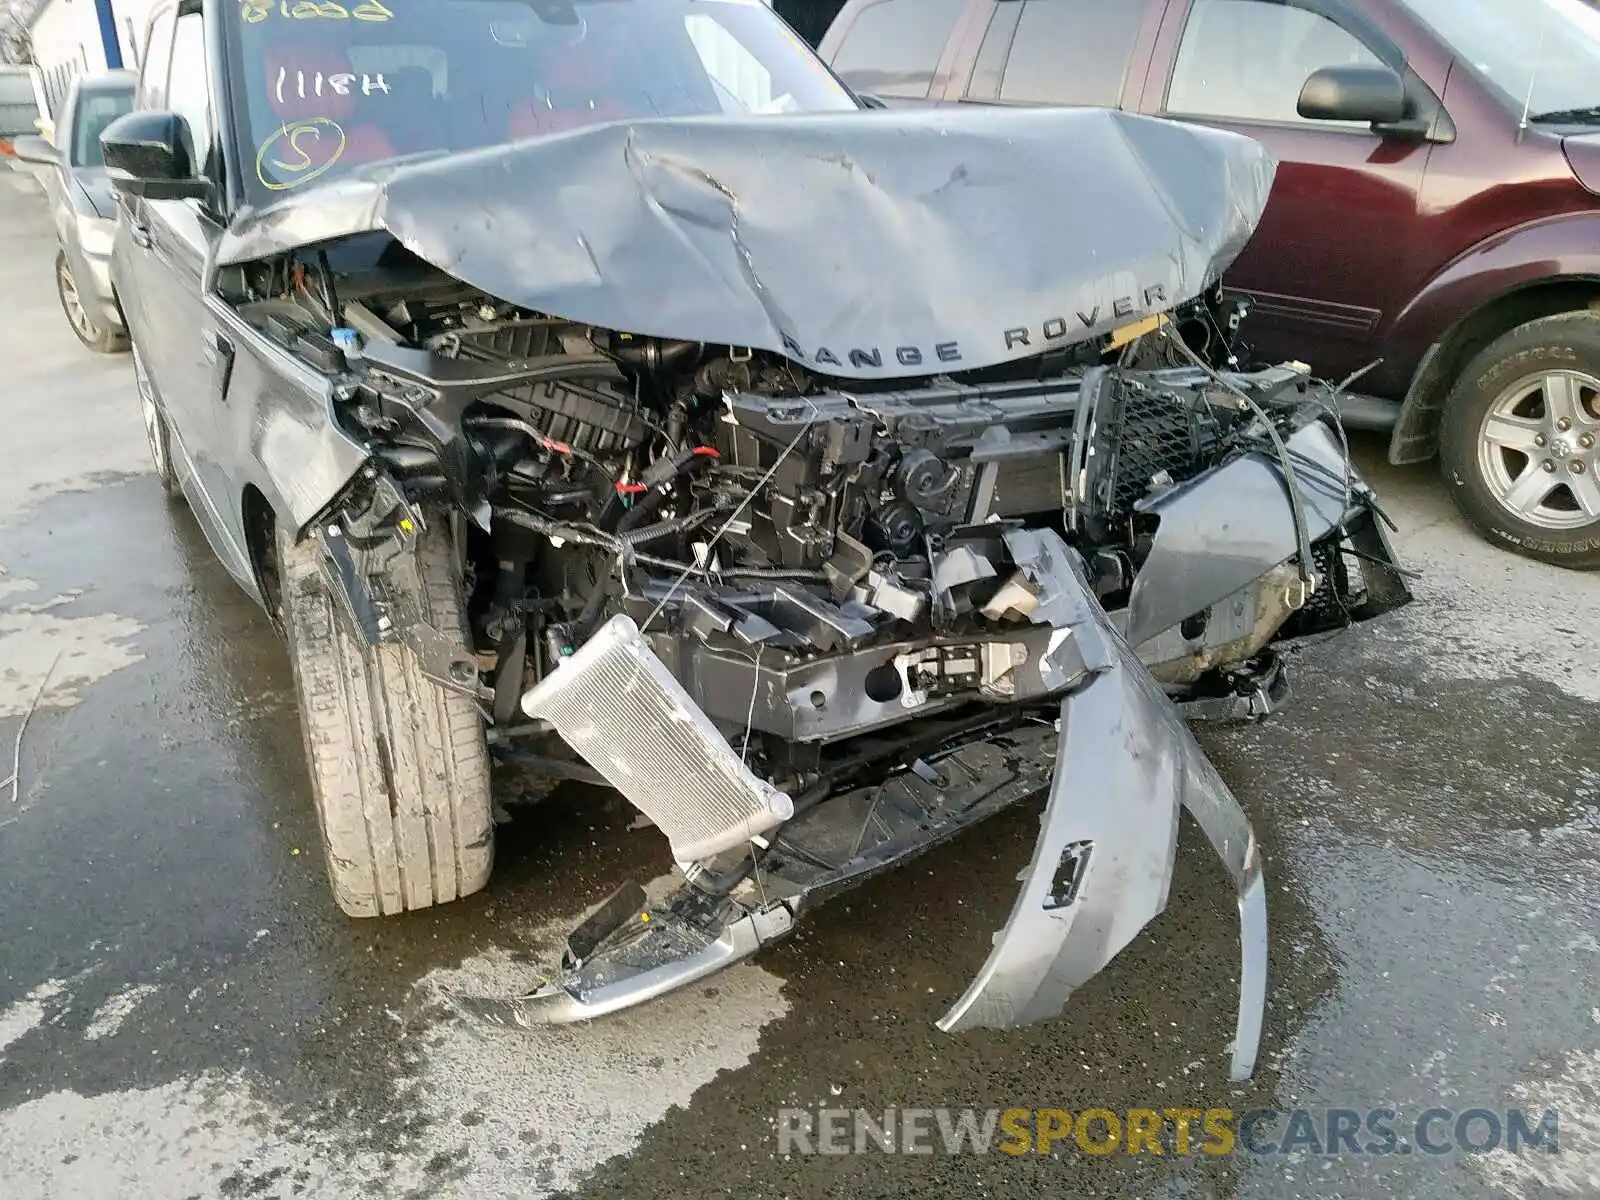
xmin=1108 ymin=391 xmax=1215 ymax=516
xmin=521 ymin=615 xmax=795 ymax=863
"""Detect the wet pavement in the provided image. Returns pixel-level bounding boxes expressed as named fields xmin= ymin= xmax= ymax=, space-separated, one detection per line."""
xmin=0 ymin=171 xmax=1595 ymax=1200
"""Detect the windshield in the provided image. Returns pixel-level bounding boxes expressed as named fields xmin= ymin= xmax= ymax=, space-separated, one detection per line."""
xmin=1397 ymin=0 xmax=1600 ymax=122
xmin=225 ymin=0 xmax=856 ymax=204
xmin=73 ymin=85 xmax=135 ymax=167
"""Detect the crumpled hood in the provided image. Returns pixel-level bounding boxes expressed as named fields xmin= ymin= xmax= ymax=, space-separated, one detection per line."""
xmin=218 ymin=106 xmax=1277 ymax=379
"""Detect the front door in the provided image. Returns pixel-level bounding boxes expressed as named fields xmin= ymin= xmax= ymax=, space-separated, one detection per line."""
xmin=129 ymin=5 xmax=254 ymax=583
xmin=141 ymin=195 xmax=241 ymax=553
xmin=1151 ymin=0 xmax=1434 ymax=386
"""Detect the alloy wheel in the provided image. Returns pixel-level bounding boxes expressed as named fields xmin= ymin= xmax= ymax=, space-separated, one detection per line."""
xmin=1476 ymin=369 xmax=1600 ymax=531
xmin=56 ymin=254 xmax=101 ymax=344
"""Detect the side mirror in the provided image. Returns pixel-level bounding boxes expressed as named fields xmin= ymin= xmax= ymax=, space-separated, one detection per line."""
xmin=10 ymin=134 xmax=58 ymax=166
xmin=101 ymin=109 xmax=209 ymax=201
xmin=1297 ymin=64 xmax=1406 ymax=126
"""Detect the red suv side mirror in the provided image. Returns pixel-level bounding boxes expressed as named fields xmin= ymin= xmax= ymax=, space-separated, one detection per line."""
xmin=1297 ymin=64 xmax=1406 ymax=126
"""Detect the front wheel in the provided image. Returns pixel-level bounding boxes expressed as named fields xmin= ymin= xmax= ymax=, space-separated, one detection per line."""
xmin=1439 ymin=313 xmax=1600 ymax=569
xmin=277 ymin=520 xmax=495 ymax=916
xmin=56 ymin=250 xmax=127 ymax=354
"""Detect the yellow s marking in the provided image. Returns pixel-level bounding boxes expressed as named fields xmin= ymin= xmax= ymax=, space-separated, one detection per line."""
xmin=255 ymin=118 xmax=346 ymax=191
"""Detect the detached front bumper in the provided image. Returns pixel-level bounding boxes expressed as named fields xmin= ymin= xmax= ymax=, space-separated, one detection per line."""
xmin=938 ymin=585 xmax=1267 ymax=1082
xmin=463 ymin=530 xmax=1275 ymax=1078
xmin=457 ymin=409 xmax=1408 ymax=1080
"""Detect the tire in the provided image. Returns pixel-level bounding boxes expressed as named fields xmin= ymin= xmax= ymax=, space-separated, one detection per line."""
xmin=278 ymin=519 xmax=494 ymax=916
xmin=1439 ymin=312 xmax=1600 ymax=570
xmin=134 ymin=341 xmax=181 ymax=499
xmin=56 ymin=250 xmax=128 ymax=354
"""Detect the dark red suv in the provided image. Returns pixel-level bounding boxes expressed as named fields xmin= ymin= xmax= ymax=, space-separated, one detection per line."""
xmin=811 ymin=0 xmax=1600 ymax=568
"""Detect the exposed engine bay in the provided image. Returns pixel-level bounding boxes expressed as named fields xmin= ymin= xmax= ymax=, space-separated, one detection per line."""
xmin=235 ymin=240 xmax=1396 ymax=742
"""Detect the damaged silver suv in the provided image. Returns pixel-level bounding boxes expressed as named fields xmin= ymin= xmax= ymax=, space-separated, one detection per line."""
xmin=105 ymin=0 xmax=1410 ymax=1078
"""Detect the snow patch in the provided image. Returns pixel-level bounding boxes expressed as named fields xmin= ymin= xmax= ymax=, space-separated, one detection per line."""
xmin=0 ymin=978 xmax=70 ymax=1059
xmin=0 ymin=898 xmax=788 ymax=1197
xmin=83 ymin=983 xmax=159 ymax=1041
xmin=0 ymin=1074 xmax=383 ymax=1200
xmin=0 ymin=572 xmax=145 ymax=717
xmin=395 ymin=894 xmax=789 ymax=1194
xmin=1475 ymin=1046 xmax=1600 ymax=1197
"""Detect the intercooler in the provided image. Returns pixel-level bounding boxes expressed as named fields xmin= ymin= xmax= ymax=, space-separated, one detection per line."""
xmin=520 ymin=614 xmax=796 ymax=862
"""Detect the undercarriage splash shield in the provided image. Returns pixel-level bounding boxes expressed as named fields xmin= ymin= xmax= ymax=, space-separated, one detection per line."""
xmin=521 ymin=614 xmax=794 ymax=862
xmin=939 ymin=582 xmax=1267 ymax=1081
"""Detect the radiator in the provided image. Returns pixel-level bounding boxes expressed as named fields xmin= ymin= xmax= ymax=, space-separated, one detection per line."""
xmin=520 ymin=614 xmax=794 ymax=862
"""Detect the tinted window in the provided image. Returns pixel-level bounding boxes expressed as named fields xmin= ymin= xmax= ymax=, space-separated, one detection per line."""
xmin=168 ymin=12 xmax=214 ymax=176
xmin=72 ymin=87 xmax=136 ymax=166
xmin=827 ymin=0 xmax=966 ymax=98
xmin=1167 ymin=0 xmax=1381 ymax=125
xmin=998 ymin=0 xmax=1148 ymax=107
xmin=139 ymin=7 xmax=176 ymax=108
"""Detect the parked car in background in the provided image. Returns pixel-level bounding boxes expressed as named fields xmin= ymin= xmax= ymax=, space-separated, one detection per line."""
xmin=818 ymin=0 xmax=1600 ymax=568
xmin=12 ymin=70 xmax=137 ymax=354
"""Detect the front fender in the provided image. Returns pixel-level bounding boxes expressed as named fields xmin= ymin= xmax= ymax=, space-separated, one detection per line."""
xmin=1387 ymin=212 xmax=1600 ymax=364
xmin=208 ymin=298 xmax=370 ymax=535
xmin=1124 ymin=419 xmax=1354 ymax=648
xmin=1385 ymin=213 xmax=1600 ymax=464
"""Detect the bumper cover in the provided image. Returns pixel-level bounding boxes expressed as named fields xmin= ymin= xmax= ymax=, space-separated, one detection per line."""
xmin=938 ymin=589 xmax=1266 ymax=1082
xmin=457 ymin=413 xmax=1407 ymax=1078
xmin=68 ymin=241 xmax=123 ymax=332
xmin=467 ymin=532 xmax=1272 ymax=1077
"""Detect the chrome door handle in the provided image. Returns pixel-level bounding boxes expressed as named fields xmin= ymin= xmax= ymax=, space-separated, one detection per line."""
xmin=128 ymin=222 xmax=152 ymax=249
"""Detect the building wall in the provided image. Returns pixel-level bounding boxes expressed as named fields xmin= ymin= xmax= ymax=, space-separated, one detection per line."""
xmin=30 ymin=0 xmax=100 ymax=75
xmin=28 ymin=0 xmax=154 ymax=123
xmin=29 ymin=0 xmax=155 ymax=75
